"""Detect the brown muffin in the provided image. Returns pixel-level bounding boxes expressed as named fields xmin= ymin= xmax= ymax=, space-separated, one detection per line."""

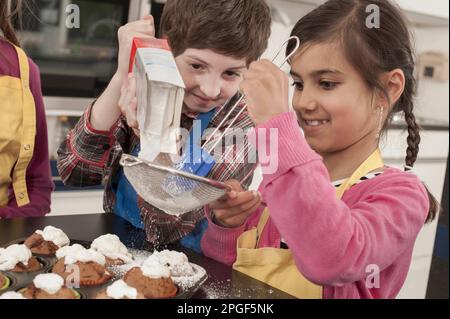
xmin=0 ymin=273 xmax=9 ymax=290
xmin=123 ymin=267 xmax=177 ymax=299
xmin=52 ymin=258 xmax=111 ymax=286
xmin=20 ymin=284 xmax=80 ymax=299
xmin=11 ymin=256 xmax=43 ymax=273
xmin=24 ymin=233 xmax=60 ymax=256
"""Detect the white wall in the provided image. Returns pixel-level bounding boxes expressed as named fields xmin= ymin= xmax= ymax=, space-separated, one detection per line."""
xmin=413 ymin=26 xmax=449 ymax=123
xmin=395 ymin=0 xmax=449 ymax=19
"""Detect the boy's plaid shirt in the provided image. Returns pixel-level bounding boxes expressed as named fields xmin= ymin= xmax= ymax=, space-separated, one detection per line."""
xmin=57 ymin=102 xmax=257 ymax=246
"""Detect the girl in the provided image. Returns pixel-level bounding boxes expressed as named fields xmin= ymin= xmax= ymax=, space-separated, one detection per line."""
xmin=202 ymin=0 xmax=439 ymax=299
xmin=0 ymin=0 xmax=53 ymax=218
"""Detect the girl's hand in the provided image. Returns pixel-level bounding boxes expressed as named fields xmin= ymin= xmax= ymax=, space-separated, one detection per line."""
xmin=240 ymin=60 xmax=290 ymax=126
xmin=118 ymin=73 xmax=140 ymax=137
xmin=116 ymin=15 xmax=155 ymax=79
xmin=209 ymin=180 xmax=262 ymax=228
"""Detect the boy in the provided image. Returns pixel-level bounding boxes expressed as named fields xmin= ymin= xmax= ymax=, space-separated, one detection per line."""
xmin=57 ymin=0 xmax=272 ymax=251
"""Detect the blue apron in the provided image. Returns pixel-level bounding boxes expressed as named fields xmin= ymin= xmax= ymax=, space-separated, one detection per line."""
xmin=113 ymin=144 xmax=144 ymax=229
xmin=113 ymin=109 xmax=216 ymax=251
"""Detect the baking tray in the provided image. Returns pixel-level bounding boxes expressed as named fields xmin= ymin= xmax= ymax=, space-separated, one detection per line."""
xmin=1 ymin=238 xmax=207 ymax=299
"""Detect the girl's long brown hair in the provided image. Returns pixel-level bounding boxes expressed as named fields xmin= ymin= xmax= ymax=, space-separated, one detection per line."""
xmin=0 ymin=0 xmax=22 ymax=46
xmin=287 ymin=0 xmax=439 ymax=223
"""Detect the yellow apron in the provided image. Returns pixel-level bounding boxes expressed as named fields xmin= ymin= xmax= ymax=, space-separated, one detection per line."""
xmin=233 ymin=148 xmax=384 ymax=299
xmin=0 ymin=44 xmax=36 ymax=207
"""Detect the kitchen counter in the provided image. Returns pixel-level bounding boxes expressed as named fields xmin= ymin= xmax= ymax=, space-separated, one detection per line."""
xmin=389 ymin=123 xmax=449 ymax=131
xmin=388 ymin=115 xmax=449 ymax=132
xmin=0 ymin=213 xmax=294 ymax=299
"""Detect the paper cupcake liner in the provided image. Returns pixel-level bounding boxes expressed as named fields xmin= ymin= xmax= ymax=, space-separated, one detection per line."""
xmin=0 ymin=276 xmax=11 ymax=291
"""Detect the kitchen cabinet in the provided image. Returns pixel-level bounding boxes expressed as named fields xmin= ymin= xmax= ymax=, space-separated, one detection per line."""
xmin=45 ymin=98 xmax=105 ymax=216
xmin=50 ymin=190 xmax=105 ymax=216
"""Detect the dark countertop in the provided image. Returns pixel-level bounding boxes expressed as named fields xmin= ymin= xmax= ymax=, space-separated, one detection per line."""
xmin=0 ymin=213 xmax=294 ymax=299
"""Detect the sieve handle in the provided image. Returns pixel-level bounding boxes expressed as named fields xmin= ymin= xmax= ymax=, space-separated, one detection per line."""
xmin=120 ymin=154 xmax=144 ymax=167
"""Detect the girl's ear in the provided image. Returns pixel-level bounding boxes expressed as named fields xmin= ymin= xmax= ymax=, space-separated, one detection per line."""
xmin=384 ymin=69 xmax=406 ymax=110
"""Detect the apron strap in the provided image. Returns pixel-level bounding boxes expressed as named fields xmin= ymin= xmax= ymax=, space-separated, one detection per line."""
xmin=335 ymin=148 xmax=384 ymax=199
xmin=11 ymin=45 xmax=30 ymax=90
xmin=255 ymin=208 xmax=271 ymax=247
xmin=10 ymin=44 xmax=36 ymax=207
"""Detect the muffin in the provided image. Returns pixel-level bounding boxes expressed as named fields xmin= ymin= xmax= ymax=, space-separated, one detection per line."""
xmin=0 ymin=291 xmax=26 ymax=299
xmin=0 ymin=272 xmax=10 ymax=291
xmin=24 ymin=226 xmax=70 ymax=256
xmin=19 ymin=273 xmax=80 ymax=299
xmin=52 ymin=244 xmax=111 ymax=286
xmin=95 ymin=280 xmax=145 ymax=299
xmin=123 ymin=261 xmax=177 ymax=299
xmin=91 ymin=234 xmax=133 ymax=266
xmin=147 ymin=250 xmax=195 ymax=277
xmin=0 ymin=245 xmax=43 ymax=273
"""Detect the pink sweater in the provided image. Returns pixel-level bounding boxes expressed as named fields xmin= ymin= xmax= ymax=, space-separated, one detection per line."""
xmin=201 ymin=111 xmax=429 ymax=299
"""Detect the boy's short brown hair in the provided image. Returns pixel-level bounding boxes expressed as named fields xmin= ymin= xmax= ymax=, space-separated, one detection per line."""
xmin=160 ymin=0 xmax=272 ymax=64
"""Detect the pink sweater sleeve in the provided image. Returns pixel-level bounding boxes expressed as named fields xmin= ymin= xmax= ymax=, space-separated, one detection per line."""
xmin=201 ymin=206 xmax=264 ymax=265
xmin=256 ymin=112 xmax=429 ymax=286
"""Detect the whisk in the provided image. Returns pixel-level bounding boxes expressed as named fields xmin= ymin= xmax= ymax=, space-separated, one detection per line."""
xmin=120 ymin=36 xmax=300 ymax=216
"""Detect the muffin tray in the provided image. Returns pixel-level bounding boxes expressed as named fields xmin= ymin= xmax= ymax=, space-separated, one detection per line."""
xmin=1 ymin=238 xmax=208 ymax=299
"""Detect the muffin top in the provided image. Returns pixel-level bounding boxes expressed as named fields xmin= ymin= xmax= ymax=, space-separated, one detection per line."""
xmin=91 ymin=234 xmax=133 ymax=263
xmin=141 ymin=259 xmax=171 ymax=279
xmin=145 ymin=250 xmax=194 ymax=277
xmin=106 ymin=280 xmax=138 ymax=299
xmin=35 ymin=226 xmax=70 ymax=248
xmin=0 ymin=291 xmax=26 ymax=299
xmin=33 ymin=273 xmax=65 ymax=295
xmin=0 ymin=244 xmax=33 ymax=271
xmin=56 ymin=244 xmax=105 ymax=266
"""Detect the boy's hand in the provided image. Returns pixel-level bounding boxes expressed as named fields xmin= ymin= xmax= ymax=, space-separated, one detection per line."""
xmin=240 ymin=60 xmax=290 ymax=126
xmin=118 ymin=73 xmax=140 ymax=137
xmin=116 ymin=15 xmax=155 ymax=79
xmin=208 ymin=180 xmax=262 ymax=228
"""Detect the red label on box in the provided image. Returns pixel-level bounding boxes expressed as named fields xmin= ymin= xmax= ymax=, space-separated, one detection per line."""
xmin=129 ymin=38 xmax=172 ymax=73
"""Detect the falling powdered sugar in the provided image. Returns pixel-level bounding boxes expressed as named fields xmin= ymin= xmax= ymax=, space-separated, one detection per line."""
xmin=108 ymin=249 xmax=151 ymax=279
